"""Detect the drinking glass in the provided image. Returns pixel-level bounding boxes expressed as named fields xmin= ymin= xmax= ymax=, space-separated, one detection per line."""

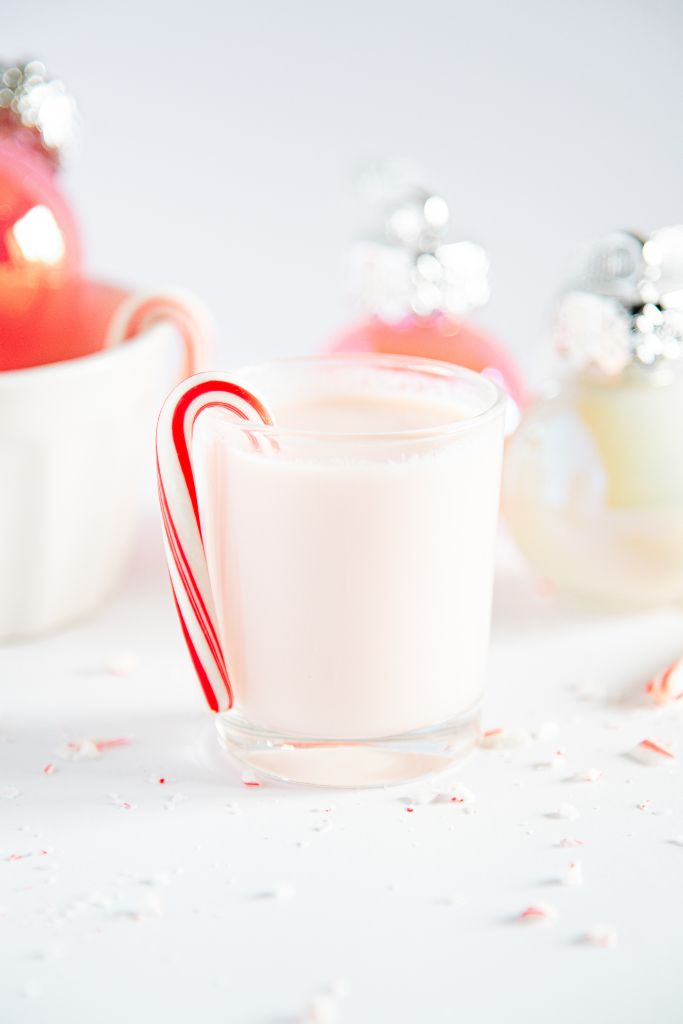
xmin=157 ymin=355 xmax=505 ymax=786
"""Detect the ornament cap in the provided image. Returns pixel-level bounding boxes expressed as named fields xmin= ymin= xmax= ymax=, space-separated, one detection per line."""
xmin=0 ymin=60 xmax=78 ymax=163
xmin=554 ymin=226 xmax=683 ymax=376
xmin=350 ymin=163 xmax=490 ymax=323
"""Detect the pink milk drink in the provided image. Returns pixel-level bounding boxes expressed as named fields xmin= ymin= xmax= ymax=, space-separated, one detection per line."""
xmin=157 ymin=355 xmax=505 ymax=786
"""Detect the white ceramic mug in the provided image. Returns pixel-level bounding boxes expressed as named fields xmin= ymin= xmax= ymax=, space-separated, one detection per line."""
xmin=0 ymin=289 xmax=210 ymax=639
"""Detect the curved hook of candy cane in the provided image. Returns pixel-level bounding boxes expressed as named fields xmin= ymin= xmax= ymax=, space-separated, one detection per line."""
xmin=156 ymin=372 xmax=275 ymax=713
xmin=105 ymin=288 xmax=214 ymax=376
xmin=646 ymin=656 xmax=683 ymax=705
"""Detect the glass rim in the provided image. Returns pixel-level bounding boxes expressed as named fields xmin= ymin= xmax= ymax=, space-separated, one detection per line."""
xmin=210 ymin=353 xmax=506 ymax=443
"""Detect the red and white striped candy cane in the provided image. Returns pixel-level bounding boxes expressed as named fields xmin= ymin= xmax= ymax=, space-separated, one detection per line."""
xmin=646 ymin=656 xmax=683 ymax=705
xmin=106 ymin=288 xmax=214 ymax=376
xmin=156 ymin=373 xmax=274 ymax=712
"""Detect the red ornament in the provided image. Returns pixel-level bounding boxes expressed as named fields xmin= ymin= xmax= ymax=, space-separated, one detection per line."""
xmin=0 ymin=276 xmax=127 ymax=371
xmin=0 ymin=61 xmax=83 ymax=368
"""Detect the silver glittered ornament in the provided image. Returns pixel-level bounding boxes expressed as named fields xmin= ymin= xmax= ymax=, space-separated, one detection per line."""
xmin=0 ymin=59 xmax=79 ymax=162
xmin=555 ymin=226 xmax=683 ymax=375
xmin=349 ymin=162 xmax=490 ymax=323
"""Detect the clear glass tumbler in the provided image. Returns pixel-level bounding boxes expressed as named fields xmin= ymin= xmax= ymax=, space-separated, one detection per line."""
xmin=157 ymin=355 xmax=505 ymax=786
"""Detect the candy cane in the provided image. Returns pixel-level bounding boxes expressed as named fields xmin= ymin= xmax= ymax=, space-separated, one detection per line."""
xmin=156 ymin=373 xmax=274 ymax=712
xmin=645 ymin=657 xmax=683 ymax=706
xmin=105 ymin=288 xmax=214 ymax=376
xmin=629 ymin=738 xmax=677 ymax=764
xmin=518 ymin=903 xmax=558 ymax=923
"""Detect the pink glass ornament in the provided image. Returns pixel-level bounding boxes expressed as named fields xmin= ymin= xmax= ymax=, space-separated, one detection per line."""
xmin=330 ymin=314 xmax=524 ymax=409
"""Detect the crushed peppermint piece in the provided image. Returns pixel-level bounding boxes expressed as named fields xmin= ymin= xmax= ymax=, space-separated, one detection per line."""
xmin=163 ymin=792 xmax=187 ymax=811
xmin=479 ymin=727 xmax=532 ymax=750
xmin=42 ymin=763 xmax=56 ymax=776
xmin=147 ymin=773 xmax=174 ymax=785
xmin=574 ymin=768 xmax=601 ymax=783
xmin=584 ymin=925 xmax=618 ymax=949
xmin=57 ymin=737 xmax=94 ymax=761
xmin=94 ymin=738 xmax=130 ymax=752
xmin=629 ymin=739 xmax=676 ymax=765
xmin=518 ymin=902 xmax=558 ymax=923
xmin=241 ymin=770 xmax=262 ymax=787
xmin=405 ymin=807 xmax=414 ymax=813
xmin=533 ymin=721 xmax=559 ymax=742
xmin=6 ymin=847 xmax=50 ymax=862
xmin=536 ymin=749 xmax=569 ymax=770
xmin=562 ymin=861 xmax=583 ymax=887
xmin=58 ymin=738 xmax=99 ymax=760
xmin=122 ymin=890 xmax=164 ymax=922
xmin=0 ymin=786 xmax=20 ymax=799
xmin=549 ymin=802 xmax=580 ymax=820
xmin=225 ymin=802 xmax=241 ymax=814
xmin=646 ymin=657 xmax=683 ymax=706
xmin=446 ymin=781 xmax=476 ymax=804
xmin=107 ymin=793 xmax=137 ymax=811
xmin=103 ymin=652 xmax=139 ymax=677
xmin=57 ymin=738 xmax=129 ymax=761
xmin=427 ymin=780 xmax=476 ymax=805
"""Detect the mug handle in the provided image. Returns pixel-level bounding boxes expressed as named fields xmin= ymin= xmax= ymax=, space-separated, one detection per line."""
xmin=156 ymin=373 xmax=274 ymax=712
xmin=105 ymin=288 xmax=214 ymax=376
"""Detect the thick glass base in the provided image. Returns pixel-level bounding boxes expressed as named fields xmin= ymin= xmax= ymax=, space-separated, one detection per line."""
xmin=214 ymin=704 xmax=481 ymax=788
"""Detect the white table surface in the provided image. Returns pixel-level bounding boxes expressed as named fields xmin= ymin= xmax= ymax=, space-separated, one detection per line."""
xmin=2 ymin=520 xmax=683 ymax=1024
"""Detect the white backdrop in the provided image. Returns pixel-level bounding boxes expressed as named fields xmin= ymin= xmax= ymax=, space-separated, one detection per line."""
xmin=5 ymin=0 xmax=683 ymax=378
xmin=4 ymin=7 xmax=683 ymax=1022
